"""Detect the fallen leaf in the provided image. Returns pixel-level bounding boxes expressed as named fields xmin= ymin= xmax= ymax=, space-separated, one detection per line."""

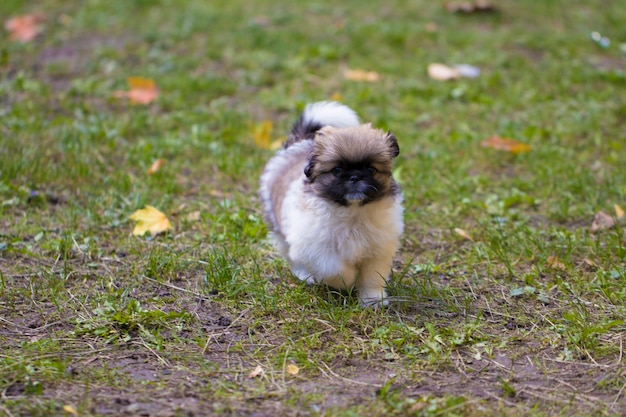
xmin=209 ymin=189 xmax=233 ymax=199
xmin=329 ymin=92 xmax=343 ymax=102
xmin=248 ymin=365 xmax=264 ymax=379
xmin=454 ymin=64 xmax=481 ymax=79
xmin=546 ymin=255 xmax=566 ymax=270
xmin=425 ymin=22 xmax=438 ymax=32
xmin=114 ymin=77 xmax=158 ymax=105
xmin=427 ymin=63 xmax=461 ymax=81
xmin=147 ymin=158 xmax=166 ymax=175
xmin=480 ymin=136 xmax=532 ymax=154
xmin=5 ymin=14 xmax=45 ymax=43
xmin=286 ymin=364 xmax=299 ymax=375
xmin=583 ymin=258 xmax=599 ymax=268
xmin=129 ymin=205 xmax=173 ymax=236
xmin=252 ymin=120 xmax=272 ymax=148
xmin=445 ymin=1 xmax=497 ymax=14
xmin=615 ymin=204 xmax=624 ymax=220
xmin=252 ymin=121 xmax=282 ymax=150
xmin=343 ymin=68 xmax=380 ymax=82
xmin=62 ymin=405 xmax=79 ymax=416
xmin=407 ymin=402 xmax=428 ymax=414
xmin=187 ymin=211 xmax=201 ymax=222
xmin=454 ymin=227 xmax=474 ymax=241
xmin=590 ymin=211 xmax=615 ymax=233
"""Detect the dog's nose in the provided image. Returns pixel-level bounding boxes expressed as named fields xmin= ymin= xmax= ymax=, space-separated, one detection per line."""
xmin=349 ymin=175 xmax=359 ymax=183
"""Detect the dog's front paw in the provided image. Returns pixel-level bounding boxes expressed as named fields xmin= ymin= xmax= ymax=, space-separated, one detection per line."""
xmin=358 ymin=288 xmax=389 ymax=309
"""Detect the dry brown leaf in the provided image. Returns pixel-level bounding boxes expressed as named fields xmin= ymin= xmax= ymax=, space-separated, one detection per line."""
xmin=129 ymin=205 xmax=173 ymax=236
xmin=583 ymin=258 xmax=599 ymax=268
xmin=590 ymin=211 xmax=615 ymax=233
xmin=427 ymin=63 xmax=461 ymax=81
xmin=615 ymin=204 xmax=624 ymax=220
xmin=425 ymin=22 xmax=438 ymax=32
xmin=248 ymin=365 xmax=264 ymax=379
xmin=147 ymin=158 xmax=166 ymax=175
xmin=209 ymin=189 xmax=231 ymax=199
xmin=286 ymin=364 xmax=299 ymax=375
xmin=454 ymin=227 xmax=474 ymax=241
xmin=114 ymin=77 xmax=159 ymax=105
xmin=344 ymin=68 xmax=380 ymax=82
xmin=187 ymin=211 xmax=201 ymax=222
xmin=480 ymin=136 xmax=532 ymax=154
xmin=5 ymin=14 xmax=45 ymax=43
xmin=546 ymin=255 xmax=566 ymax=270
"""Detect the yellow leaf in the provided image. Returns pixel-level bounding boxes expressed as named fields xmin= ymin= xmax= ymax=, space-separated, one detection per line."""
xmin=454 ymin=227 xmax=473 ymax=241
xmin=286 ymin=364 xmax=299 ymax=375
xmin=252 ymin=120 xmax=274 ymax=149
xmin=248 ymin=365 xmax=264 ymax=379
xmin=114 ymin=77 xmax=158 ymax=105
xmin=146 ymin=158 xmax=166 ymax=175
xmin=129 ymin=205 xmax=173 ymax=236
xmin=329 ymin=92 xmax=344 ymax=102
xmin=343 ymin=68 xmax=380 ymax=82
xmin=427 ymin=63 xmax=461 ymax=81
xmin=209 ymin=189 xmax=231 ymax=199
xmin=615 ymin=204 xmax=624 ymax=219
xmin=63 ymin=405 xmax=79 ymax=416
xmin=270 ymin=136 xmax=284 ymax=150
xmin=480 ymin=136 xmax=532 ymax=154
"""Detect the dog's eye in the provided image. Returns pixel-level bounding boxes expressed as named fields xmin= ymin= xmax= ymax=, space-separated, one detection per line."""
xmin=332 ymin=167 xmax=343 ymax=176
xmin=367 ymin=167 xmax=377 ymax=175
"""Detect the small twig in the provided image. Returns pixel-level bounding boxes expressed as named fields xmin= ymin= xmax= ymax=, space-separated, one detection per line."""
xmin=202 ymin=307 xmax=250 ymax=354
xmin=142 ymin=275 xmax=211 ymax=300
xmin=319 ymin=361 xmax=382 ymax=388
xmin=543 ymin=357 xmax=612 ymax=368
xmin=132 ymin=339 xmax=170 ymax=367
xmin=71 ymin=235 xmax=84 ymax=255
xmin=611 ymin=380 xmax=626 ymax=409
xmin=0 ymin=404 xmax=16 ymax=417
xmin=281 ymin=348 xmax=289 ymax=385
xmin=465 ymin=276 xmax=477 ymax=300
xmin=482 ymin=389 xmax=519 ymax=408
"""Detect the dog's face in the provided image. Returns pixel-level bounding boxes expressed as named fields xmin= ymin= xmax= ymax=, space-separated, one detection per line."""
xmin=304 ymin=124 xmax=399 ymax=206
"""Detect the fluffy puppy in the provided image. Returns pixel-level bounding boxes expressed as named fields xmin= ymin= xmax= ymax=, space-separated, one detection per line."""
xmin=259 ymin=102 xmax=403 ymax=307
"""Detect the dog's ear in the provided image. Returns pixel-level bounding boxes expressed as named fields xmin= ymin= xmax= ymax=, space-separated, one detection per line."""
xmin=386 ymin=131 xmax=400 ymax=158
xmin=316 ymin=126 xmax=336 ymax=137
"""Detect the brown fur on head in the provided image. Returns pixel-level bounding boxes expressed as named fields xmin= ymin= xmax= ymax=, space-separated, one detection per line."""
xmin=304 ymin=124 xmax=400 ymax=206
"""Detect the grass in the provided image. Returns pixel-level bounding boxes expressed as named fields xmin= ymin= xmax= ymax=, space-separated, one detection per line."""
xmin=1 ymin=0 xmax=626 ymax=415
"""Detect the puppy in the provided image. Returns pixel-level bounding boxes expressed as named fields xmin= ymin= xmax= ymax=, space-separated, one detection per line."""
xmin=259 ymin=102 xmax=403 ymax=307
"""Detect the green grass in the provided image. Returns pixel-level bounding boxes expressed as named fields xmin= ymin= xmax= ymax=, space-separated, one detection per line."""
xmin=1 ymin=0 xmax=626 ymax=415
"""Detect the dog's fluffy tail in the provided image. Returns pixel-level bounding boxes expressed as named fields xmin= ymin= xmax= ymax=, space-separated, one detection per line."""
xmin=284 ymin=101 xmax=360 ymax=148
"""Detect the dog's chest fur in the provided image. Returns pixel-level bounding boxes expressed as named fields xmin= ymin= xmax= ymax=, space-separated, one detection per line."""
xmin=282 ymin=186 xmax=403 ymax=263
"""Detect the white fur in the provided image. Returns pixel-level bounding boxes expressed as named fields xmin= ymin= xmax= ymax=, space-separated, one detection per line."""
xmin=302 ymin=101 xmax=360 ymax=128
xmin=278 ymin=179 xmax=404 ymax=306
xmin=259 ymin=102 xmax=403 ymax=307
